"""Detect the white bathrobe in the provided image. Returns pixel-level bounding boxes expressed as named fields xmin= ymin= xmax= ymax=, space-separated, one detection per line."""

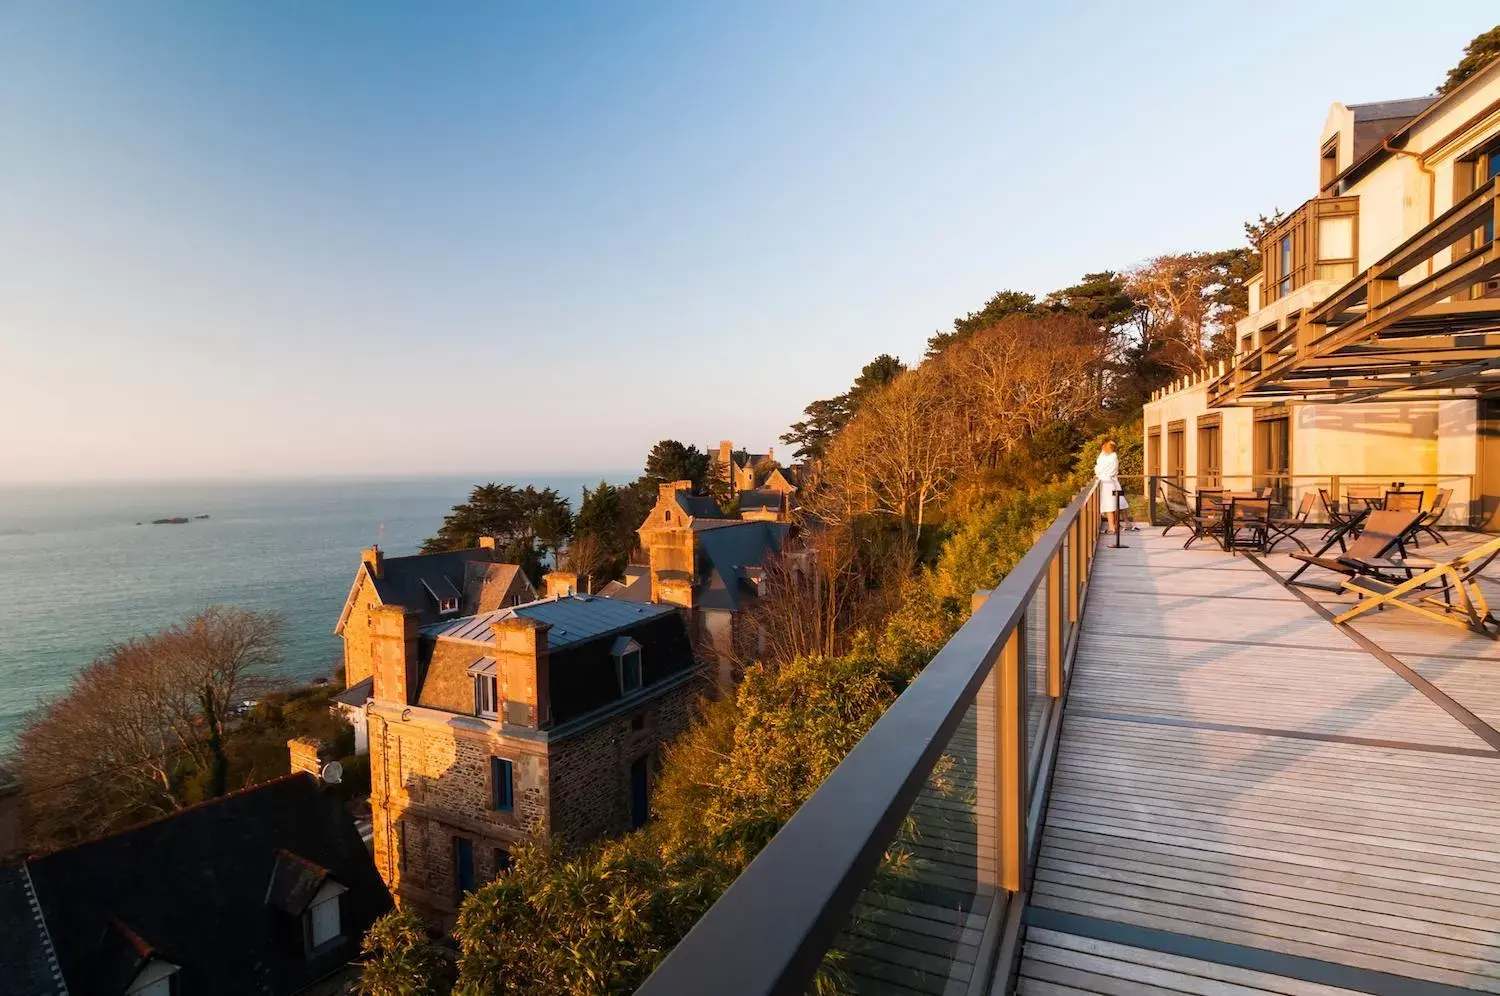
xmin=1094 ymin=451 xmax=1129 ymax=511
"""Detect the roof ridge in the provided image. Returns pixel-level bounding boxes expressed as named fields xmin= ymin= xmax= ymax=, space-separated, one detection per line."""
xmin=19 ymin=862 xmax=67 ymax=996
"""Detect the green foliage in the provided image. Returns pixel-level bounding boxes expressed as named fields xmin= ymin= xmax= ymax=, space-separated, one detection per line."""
xmin=642 ymin=440 xmax=711 ymax=492
xmin=926 ymin=289 xmax=1037 ymax=355
xmin=355 ymin=907 xmax=449 ymax=996
xmin=574 ymin=481 xmax=631 ymax=583
xmin=1439 ymin=24 xmax=1500 ymax=94
xmin=781 ymin=354 xmax=906 ymax=460
xmin=1074 ymin=419 xmax=1144 ymax=493
xmin=421 ymin=484 xmax=575 ymax=584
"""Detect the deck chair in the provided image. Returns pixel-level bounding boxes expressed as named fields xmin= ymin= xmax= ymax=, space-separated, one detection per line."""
xmin=1335 ymin=535 xmax=1500 ymax=638
xmin=1286 ymin=509 xmax=1423 ymax=592
xmin=1157 ymin=479 xmax=1196 ymax=537
xmin=1318 ymin=488 xmax=1364 ymax=549
xmin=1265 ymin=492 xmax=1316 ymax=553
xmin=1416 ymin=488 xmax=1452 ymax=546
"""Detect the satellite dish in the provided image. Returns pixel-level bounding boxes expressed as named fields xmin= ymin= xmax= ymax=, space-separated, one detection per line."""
xmin=320 ymin=761 xmax=344 ymax=785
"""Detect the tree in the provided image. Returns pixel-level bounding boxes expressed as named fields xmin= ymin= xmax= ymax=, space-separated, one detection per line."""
xmin=422 ymin=484 xmax=575 ymax=584
xmin=926 ymin=289 xmax=1036 ymax=355
xmin=642 ymin=440 xmax=711 ymax=492
xmin=355 ymin=908 xmax=449 ymax=996
xmin=17 ymin=607 xmax=281 ymax=850
xmin=780 ymin=354 xmax=906 ymax=461
xmin=1123 ymin=250 xmax=1252 ymax=374
xmin=1439 ymin=24 xmax=1500 ymax=94
xmin=561 ymin=531 xmax=613 ymax=593
xmin=1244 ymin=209 xmax=1287 ymax=248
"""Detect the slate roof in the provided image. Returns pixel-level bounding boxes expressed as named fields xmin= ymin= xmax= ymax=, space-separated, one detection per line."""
xmin=737 ymin=489 xmax=785 ymax=513
xmin=695 ymin=520 xmax=790 ymax=611
xmin=24 ymin=774 xmax=391 ymax=996
xmin=421 ymin=595 xmax=677 ymax=650
xmin=1348 ymin=95 xmax=1438 ymax=162
xmin=368 ymin=549 xmax=503 ymax=621
xmin=673 ymin=492 xmax=724 ymax=520
xmin=331 ymin=676 xmax=373 ymax=708
xmin=597 ymin=566 xmax=651 ymax=603
xmin=0 ymin=864 xmax=62 ymax=996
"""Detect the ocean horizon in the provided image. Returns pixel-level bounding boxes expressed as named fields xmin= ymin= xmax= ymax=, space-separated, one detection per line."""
xmin=0 ymin=472 xmax=633 ymax=750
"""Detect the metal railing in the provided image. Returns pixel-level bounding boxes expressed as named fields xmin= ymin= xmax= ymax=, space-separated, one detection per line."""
xmin=636 ymin=483 xmax=1102 ymax=995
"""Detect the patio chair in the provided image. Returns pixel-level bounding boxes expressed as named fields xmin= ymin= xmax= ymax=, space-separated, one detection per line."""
xmin=1265 ymin=491 xmax=1316 ymax=553
xmin=1318 ymin=488 xmax=1366 ymax=550
xmin=1286 ymin=509 xmax=1423 ymax=592
xmin=1346 ymin=485 xmax=1384 ymax=514
xmin=1415 ymin=488 xmax=1452 ymax=546
xmin=1157 ymin=479 xmax=1196 ymax=537
xmin=1227 ymin=497 xmax=1271 ymax=554
xmin=1335 ymin=534 xmax=1500 ymax=638
xmin=1184 ymin=492 xmax=1228 ymax=550
xmin=1383 ymin=490 xmax=1424 ymax=514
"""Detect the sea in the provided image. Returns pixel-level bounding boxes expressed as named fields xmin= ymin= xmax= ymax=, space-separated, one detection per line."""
xmin=0 ymin=474 xmax=628 ymax=750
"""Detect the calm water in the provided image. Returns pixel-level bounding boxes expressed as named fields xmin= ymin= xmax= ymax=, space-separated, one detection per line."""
xmin=0 ymin=474 xmax=626 ymax=749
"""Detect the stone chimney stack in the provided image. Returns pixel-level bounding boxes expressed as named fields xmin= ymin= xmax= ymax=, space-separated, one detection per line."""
xmin=361 ymin=545 xmax=385 ymax=580
xmin=490 ymin=617 xmax=551 ymax=729
xmin=369 ymin=604 xmax=419 ymax=705
xmin=543 ymin=571 xmax=578 ymax=598
xmin=658 ymin=479 xmax=694 ymax=501
xmin=767 ymin=446 xmax=774 ymax=461
xmin=478 ymin=536 xmax=497 ymax=550
xmin=287 ymin=737 xmax=333 ymax=778
xmin=718 ymin=440 xmax=733 ymax=467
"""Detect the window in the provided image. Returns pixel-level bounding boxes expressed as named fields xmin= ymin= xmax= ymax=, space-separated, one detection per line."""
xmin=1197 ymin=417 xmax=1222 ymax=489
xmin=612 ymin=636 xmax=643 ymax=694
xmin=1254 ymin=412 xmax=1291 ymax=497
xmin=453 ymin=837 xmax=476 ymax=899
xmin=1166 ymin=424 xmax=1186 ymax=484
xmin=1278 ymin=235 xmax=1293 ymax=297
xmin=473 ymin=673 xmax=498 ymax=718
xmin=310 ymin=893 xmax=341 ymax=947
xmin=1320 ymin=137 xmax=1339 ymax=189
xmin=1145 ymin=428 xmax=1161 ymax=477
xmin=491 ymin=756 xmax=514 ymax=812
xmin=440 ymin=596 xmax=460 ymax=615
xmin=493 ymin=847 xmax=512 ymax=876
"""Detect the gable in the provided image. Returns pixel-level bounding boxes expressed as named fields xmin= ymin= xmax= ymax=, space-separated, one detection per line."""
xmin=332 ymin=567 xmax=378 ymax=637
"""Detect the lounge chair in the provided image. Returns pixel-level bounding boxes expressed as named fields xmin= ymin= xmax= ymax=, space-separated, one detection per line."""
xmin=1157 ymin=480 xmax=1196 ymax=537
xmin=1335 ymin=534 xmax=1500 ymax=637
xmin=1265 ymin=492 xmax=1316 ymax=553
xmin=1318 ymin=488 xmax=1365 ymax=550
xmin=1415 ymin=488 xmax=1452 ymax=546
xmin=1286 ymin=509 xmax=1423 ymax=592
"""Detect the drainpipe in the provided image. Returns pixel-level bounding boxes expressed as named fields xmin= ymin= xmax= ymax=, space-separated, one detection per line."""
xmin=1382 ymin=136 xmax=1436 ymax=275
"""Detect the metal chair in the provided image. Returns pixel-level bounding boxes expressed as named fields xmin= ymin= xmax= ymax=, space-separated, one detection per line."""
xmin=1383 ymin=490 xmax=1424 ymax=514
xmin=1318 ymin=488 xmax=1364 ymax=549
xmin=1157 ymin=479 xmax=1196 ymax=537
xmin=1416 ymin=488 xmax=1453 ymax=546
xmin=1265 ymin=492 xmax=1316 ymax=553
xmin=1184 ymin=492 xmax=1229 ymax=550
xmin=1228 ymin=497 xmax=1272 ymax=554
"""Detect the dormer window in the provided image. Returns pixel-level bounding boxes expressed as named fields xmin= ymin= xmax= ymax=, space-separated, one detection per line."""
xmin=127 ymin=959 xmax=180 ymax=996
xmin=612 ymin=636 xmax=643 ymax=694
xmin=439 ymin=595 xmax=460 ymax=615
xmin=468 ymin=657 xmax=499 ymax=718
xmin=305 ymin=879 xmax=347 ymax=952
xmin=423 ymin=577 xmax=464 ymax=616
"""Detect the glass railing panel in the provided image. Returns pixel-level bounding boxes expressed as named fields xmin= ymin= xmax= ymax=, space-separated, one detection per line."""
xmin=818 ymin=679 xmax=996 ymax=994
xmin=1024 ymin=577 xmax=1048 ymax=797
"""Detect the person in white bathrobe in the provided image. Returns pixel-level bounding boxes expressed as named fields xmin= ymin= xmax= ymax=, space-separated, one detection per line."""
xmin=1094 ymin=441 xmax=1135 ymax=533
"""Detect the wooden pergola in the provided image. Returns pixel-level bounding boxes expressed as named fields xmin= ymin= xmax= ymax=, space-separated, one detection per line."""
xmin=1209 ymin=176 xmax=1500 ymax=405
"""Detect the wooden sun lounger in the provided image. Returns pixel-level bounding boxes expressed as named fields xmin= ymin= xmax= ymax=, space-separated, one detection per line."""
xmin=1335 ymin=535 xmax=1500 ymax=637
xmin=1286 ymin=510 xmax=1422 ymax=592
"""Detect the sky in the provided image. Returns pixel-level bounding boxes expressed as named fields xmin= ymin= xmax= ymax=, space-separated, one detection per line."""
xmin=1 ymin=2 xmax=1496 ymax=483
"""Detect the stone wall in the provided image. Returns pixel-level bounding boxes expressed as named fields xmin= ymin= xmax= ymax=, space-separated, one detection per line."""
xmin=341 ymin=572 xmax=377 ymax=688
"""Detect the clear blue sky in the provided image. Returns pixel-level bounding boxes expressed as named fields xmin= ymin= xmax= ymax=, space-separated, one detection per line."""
xmin=2 ymin=2 xmax=1494 ymax=482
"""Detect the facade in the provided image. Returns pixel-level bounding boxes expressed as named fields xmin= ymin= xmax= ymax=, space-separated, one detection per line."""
xmin=634 ymin=481 xmax=793 ymax=680
xmin=715 ymin=441 xmax=799 ymax=497
xmin=360 ymin=592 xmax=702 ymax=915
xmin=332 ymin=542 xmax=536 ymax=753
xmin=0 ymin=774 xmax=390 ymax=996
xmin=1144 ymin=60 xmax=1500 ymax=527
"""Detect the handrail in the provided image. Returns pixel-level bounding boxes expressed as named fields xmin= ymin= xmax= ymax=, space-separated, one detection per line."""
xmin=636 ymin=482 xmax=1101 ymax=995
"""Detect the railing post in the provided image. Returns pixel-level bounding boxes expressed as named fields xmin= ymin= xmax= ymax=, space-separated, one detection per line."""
xmin=1067 ymin=521 xmax=1080 ymax=625
xmin=998 ymin=623 xmax=1026 ymax=893
xmin=1046 ymin=551 xmax=1062 ymax=698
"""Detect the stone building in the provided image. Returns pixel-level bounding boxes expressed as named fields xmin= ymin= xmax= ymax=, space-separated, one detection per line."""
xmin=715 ymin=441 xmax=800 ymax=497
xmin=0 ymin=774 xmax=389 ymax=996
xmin=361 ymin=590 xmax=701 ymax=915
xmin=633 ymin=481 xmax=793 ymax=679
xmin=332 ymin=542 xmax=536 ymax=751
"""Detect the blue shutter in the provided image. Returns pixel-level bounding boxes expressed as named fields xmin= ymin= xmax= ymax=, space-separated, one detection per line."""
xmin=492 ymin=757 xmax=514 ymax=812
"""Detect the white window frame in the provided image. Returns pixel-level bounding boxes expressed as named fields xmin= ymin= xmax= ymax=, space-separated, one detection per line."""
xmin=306 ymin=880 xmax=347 ymax=951
xmin=473 ymin=674 xmax=499 ymax=718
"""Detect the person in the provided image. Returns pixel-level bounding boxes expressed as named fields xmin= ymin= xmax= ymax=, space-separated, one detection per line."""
xmin=1094 ymin=440 xmax=1135 ymax=532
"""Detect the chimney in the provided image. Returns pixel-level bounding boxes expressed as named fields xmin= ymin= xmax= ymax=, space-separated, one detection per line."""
xmin=287 ymin=737 xmax=332 ymax=777
xmin=767 ymin=446 xmax=774 ymax=461
xmin=478 ymin=536 xmax=497 ymax=550
xmin=718 ymin=440 xmax=733 ymax=466
xmin=490 ymin=616 xmax=551 ymax=729
xmin=0 ymin=768 xmax=21 ymax=862
xmin=361 ymin=545 xmax=385 ymax=580
xmin=542 ymin=571 xmax=577 ymax=599
xmin=658 ymin=479 xmax=694 ymax=500
xmin=369 ymin=604 xmax=420 ymax=705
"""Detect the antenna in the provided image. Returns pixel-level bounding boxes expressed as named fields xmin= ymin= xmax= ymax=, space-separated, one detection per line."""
xmin=319 ymin=761 xmax=344 ymax=786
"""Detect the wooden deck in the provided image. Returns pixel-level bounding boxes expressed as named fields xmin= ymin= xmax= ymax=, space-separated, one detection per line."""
xmin=1017 ymin=528 xmax=1500 ymax=995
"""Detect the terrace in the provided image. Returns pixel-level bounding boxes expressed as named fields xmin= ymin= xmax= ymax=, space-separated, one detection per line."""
xmin=637 ymin=484 xmax=1500 ymax=995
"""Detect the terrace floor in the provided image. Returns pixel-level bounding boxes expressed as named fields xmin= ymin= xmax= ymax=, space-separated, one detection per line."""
xmin=1017 ymin=527 xmax=1500 ymax=995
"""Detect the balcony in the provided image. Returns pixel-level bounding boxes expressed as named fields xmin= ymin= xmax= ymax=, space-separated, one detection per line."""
xmin=1212 ymin=176 xmax=1500 ymax=406
xmin=636 ymin=483 xmax=1500 ymax=994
